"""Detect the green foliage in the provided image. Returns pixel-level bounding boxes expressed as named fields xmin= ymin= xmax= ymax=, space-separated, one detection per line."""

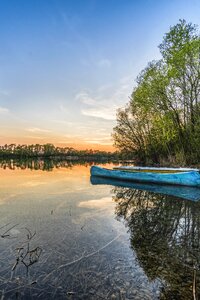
xmin=113 ymin=20 xmax=200 ymax=165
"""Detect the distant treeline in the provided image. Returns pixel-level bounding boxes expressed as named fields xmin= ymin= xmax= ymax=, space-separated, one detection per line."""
xmin=0 ymin=143 xmax=119 ymax=160
xmin=113 ymin=20 xmax=200 ymax=165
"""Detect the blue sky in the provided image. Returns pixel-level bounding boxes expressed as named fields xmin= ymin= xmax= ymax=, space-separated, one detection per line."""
xmin=0 ymin=0 xmax=199 ymax=150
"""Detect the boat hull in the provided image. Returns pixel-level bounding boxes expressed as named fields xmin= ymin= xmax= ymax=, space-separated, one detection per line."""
xmin=90 ymin=166 xmax=200 ymax=187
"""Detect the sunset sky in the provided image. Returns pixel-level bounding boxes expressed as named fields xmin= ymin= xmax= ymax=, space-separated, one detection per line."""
xmin=0 ymin=0 xmax=199 ymax=151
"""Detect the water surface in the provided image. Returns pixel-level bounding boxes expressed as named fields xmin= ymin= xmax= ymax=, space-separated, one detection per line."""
xmin=0 ymin=160 xmax=200 ymax=299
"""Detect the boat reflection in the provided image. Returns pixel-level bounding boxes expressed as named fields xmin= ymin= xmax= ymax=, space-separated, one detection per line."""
xmin=91 ymin=175 xmax=200 ymax=299
xmin=90 ymin=176 xmax=200 ymax=201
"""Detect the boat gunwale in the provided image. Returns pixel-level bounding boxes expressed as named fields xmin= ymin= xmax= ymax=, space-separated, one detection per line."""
xmin=104 ymin=167 xmax=199 ymax=176
xmin=113 ymin=166 xmax=200 ymax=173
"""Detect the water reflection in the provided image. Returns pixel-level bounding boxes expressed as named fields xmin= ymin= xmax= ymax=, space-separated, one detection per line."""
xmin=2 ymin=162 xmax=200 ymax=299
xmin=2 ymin=163 xmax=148 ymax=300
xmin=0 ymin=158 xmax=116 ymax=171
xmin=112 ymin=184 xmax=200 ymax=299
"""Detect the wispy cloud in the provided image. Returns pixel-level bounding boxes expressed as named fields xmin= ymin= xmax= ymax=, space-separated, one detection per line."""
xmin=84 ymin=140 xmax=112 ymax=145
xmin=0 ymin=106 xmax=9 ymax=114
xmin=76 ymin=75 xmax=133 ymax=121
xmin=76 ymin=90 xmax=117 ymax=120
xmin=75 ymin=91 xmax=96 ymax=105
xmin=81 ymin=106 xmax=116 ymax=120
xmin=53 ymin=120 xmax=74 ymax=126
xmin=26 ymin=127 xmax=51 ymax=133
xmin=82 ymin=135 xmax=112 ymax=145
xmin=26 ymin=135 xmax=44 ymax=140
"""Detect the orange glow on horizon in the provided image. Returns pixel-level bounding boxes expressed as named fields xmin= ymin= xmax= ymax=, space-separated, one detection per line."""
xmin=57 ymin=142 xmax=115 ymax=152
xmin=0 ymin=128 xmax=116 ymax=152
xmin=0 ymin=138 xmax=115 ymax=152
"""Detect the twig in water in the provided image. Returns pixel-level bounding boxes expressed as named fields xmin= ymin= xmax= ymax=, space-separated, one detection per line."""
xmin=0 ymin=223 xmax=11 ymax=231
xmin=11 ymin=258 xmax=19 ymax=271
xmin=81 ymin=224 xmax=86 ymax=231
xmin=44 ymin=234 xmax=121 ymax=281
xmin=21 ymin=246 xmax=42 ymax=267
xmin=1 ymin=224 xmax=19 ymax=238
xmin=15 ymin=247 xmax=24 ymax=253
xmin=11 ymin=228 xmax=42 ymax=274
xmin=24 ymin=227 xmax=36 ymax=241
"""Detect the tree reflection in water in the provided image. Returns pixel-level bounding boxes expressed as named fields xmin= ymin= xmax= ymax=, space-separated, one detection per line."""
xmin=113 ymin=186 xmax=200 ymax=299
xmin=0 ymin=158 xmax=108 ymax=171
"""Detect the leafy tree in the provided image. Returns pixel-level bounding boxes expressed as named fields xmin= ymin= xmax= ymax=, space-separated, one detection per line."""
xmin=113 ymin=20 xmax=200 ymax=164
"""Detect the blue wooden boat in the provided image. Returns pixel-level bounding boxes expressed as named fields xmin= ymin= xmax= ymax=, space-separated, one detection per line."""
xmin=90 ymin=166 xmax=200 ymax=187
xmin=90 ymin=176 xmax=200 ymax=201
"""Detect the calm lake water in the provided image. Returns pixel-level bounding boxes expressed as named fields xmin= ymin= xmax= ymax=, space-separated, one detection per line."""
xmin=0 ymin=160 xmax=200 ymax=299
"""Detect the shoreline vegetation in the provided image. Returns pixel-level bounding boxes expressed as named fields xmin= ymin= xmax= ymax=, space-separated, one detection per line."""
xmin=113 ymin=20 xmax=200 ymax=166
xmin=0 ymin=143 xmax=120 ymax=161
